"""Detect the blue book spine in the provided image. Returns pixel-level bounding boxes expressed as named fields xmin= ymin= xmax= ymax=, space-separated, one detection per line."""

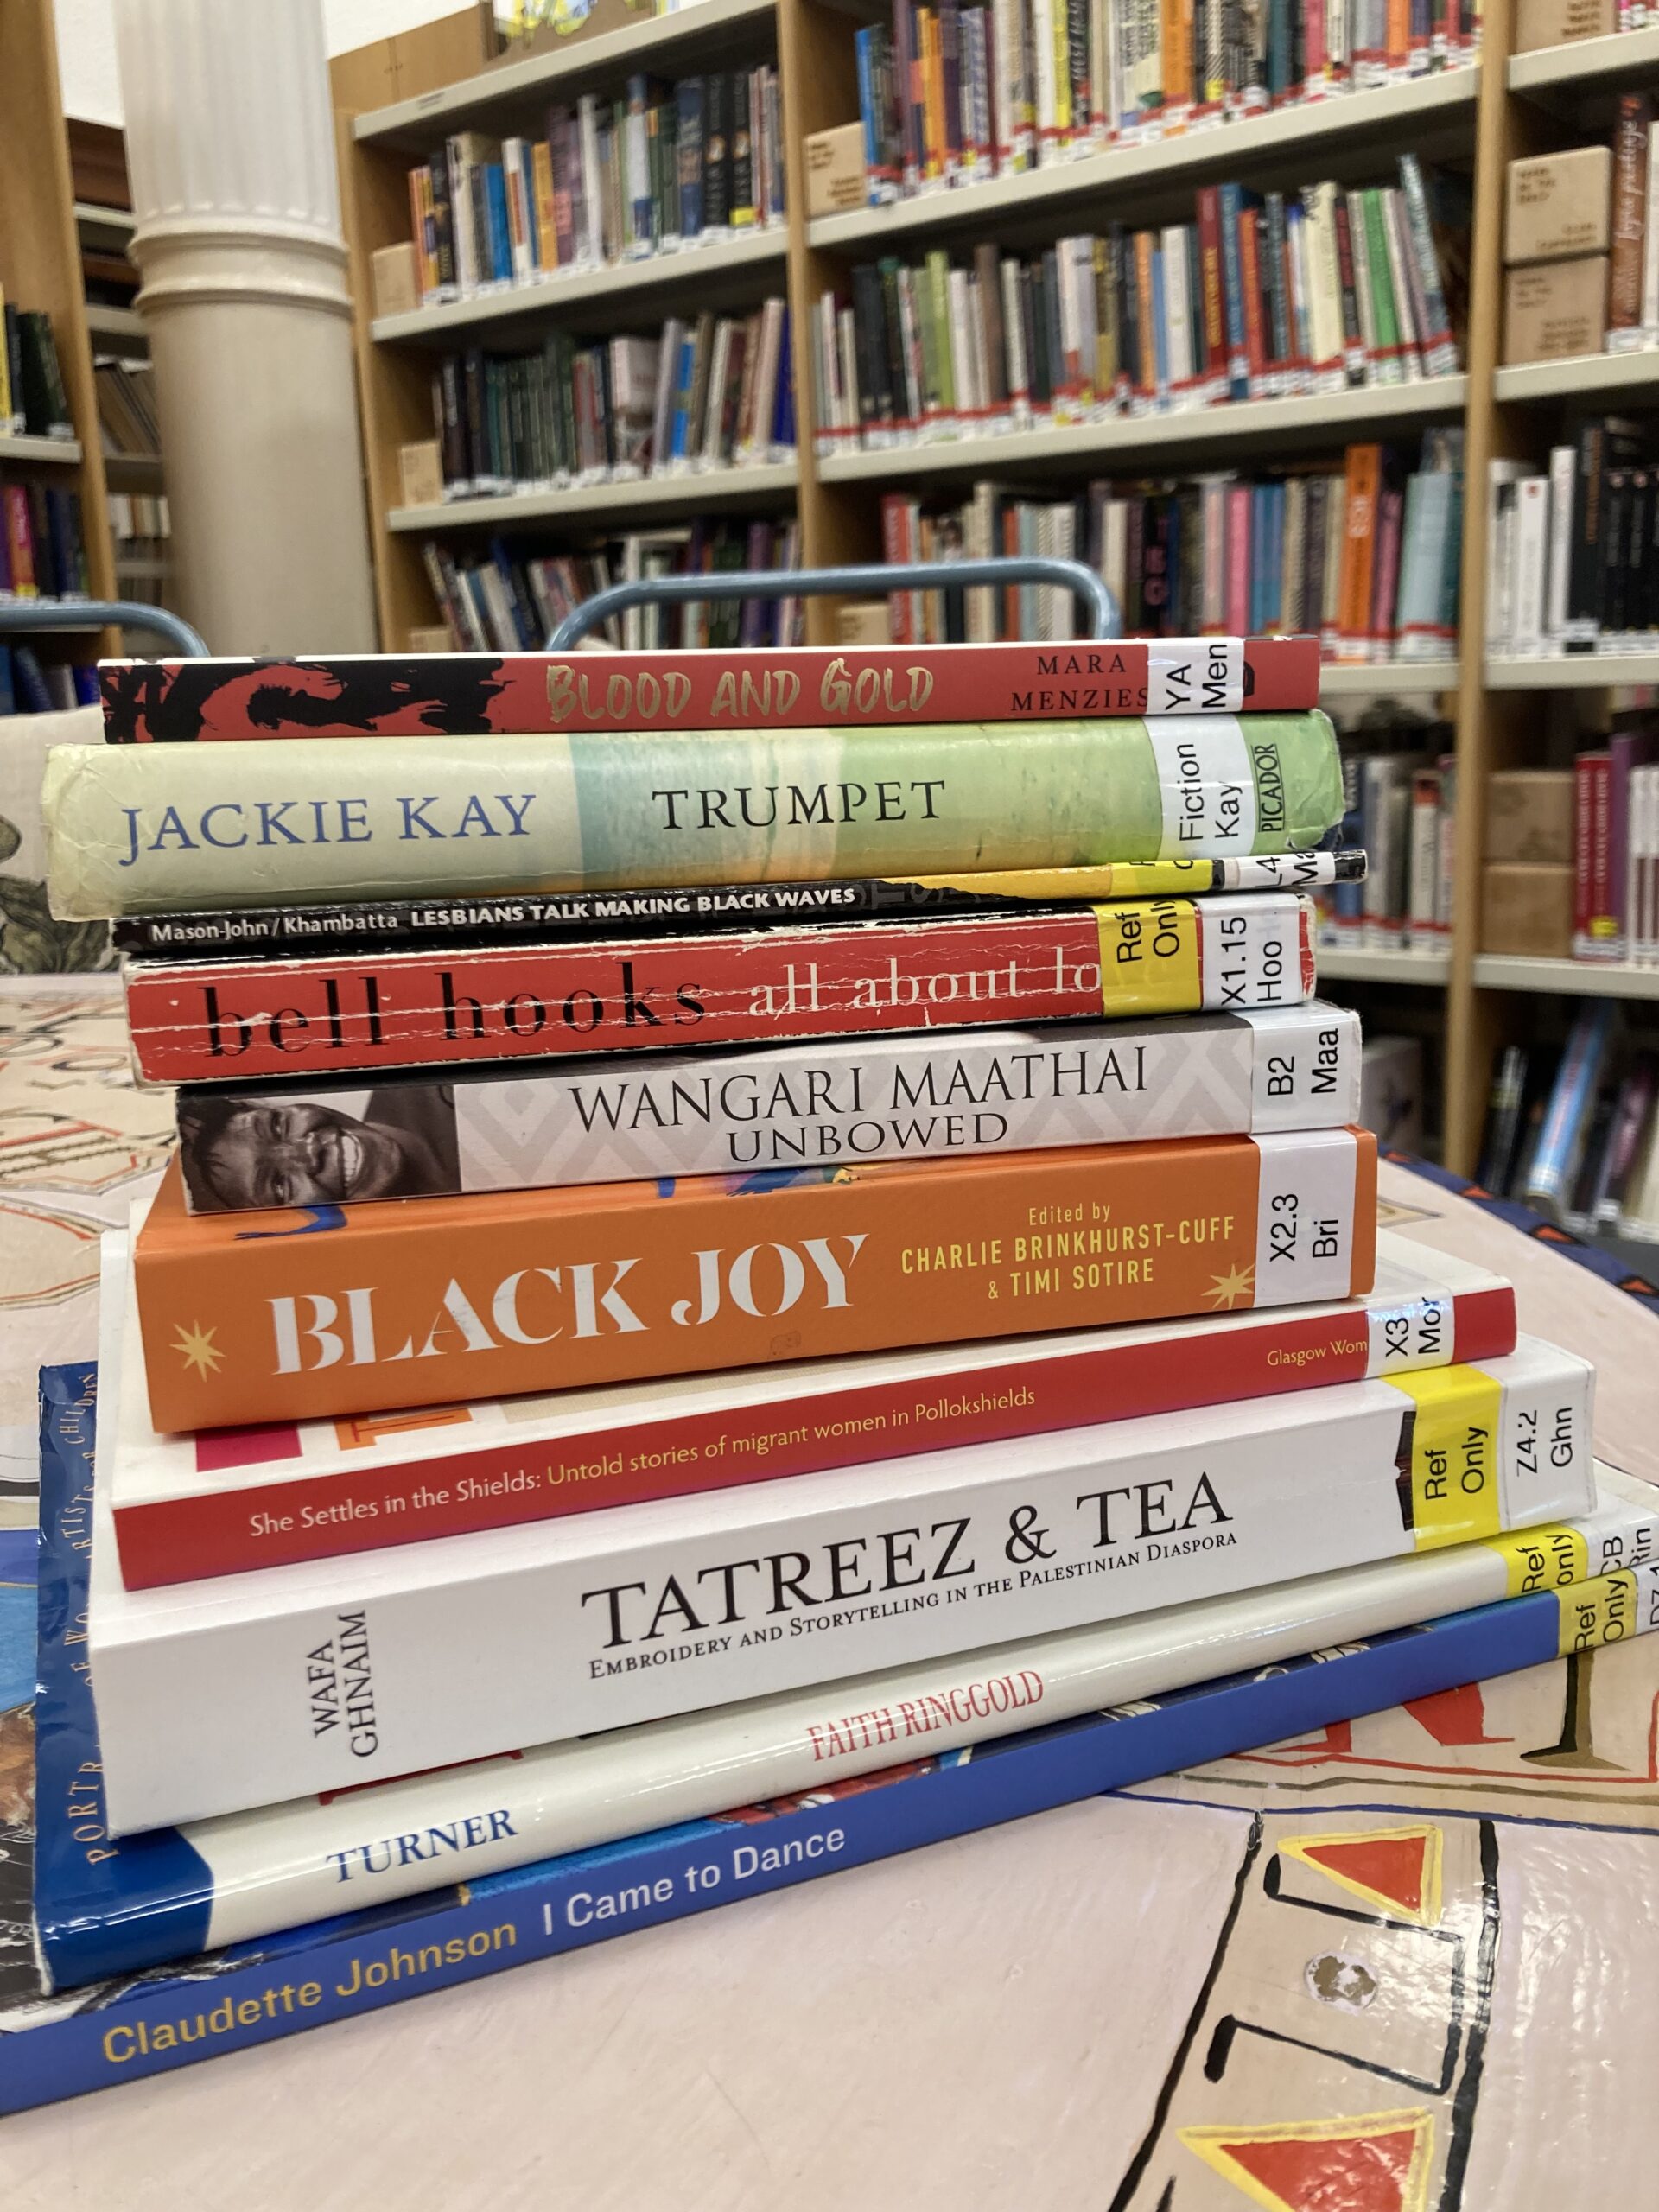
xmin=670 ymin=333 xmax=696 ymax=460
xmin=73 ymin=662 xmax=99 ymax=708
xmin=485 ymin=163 xmax=512 ymax=283
xmin=1332 ymin=753 xmax=1365 ymax=927
xmin=1217 ymin=183 xmax=1249 ymax=402
xmin=1248 ymin=487 xmax=1268 ymax=634
xmin=676 ymin=79 xmax=704 ymax=240
xmin=1529 ymin=1001 xmax=1615 ymax=1206
xmin=16 ymin=1359 xmax=1583 ymax=2112
xmin=1264 ymin=481 xmax=1285 ymax=631
xmin=773 ymin=304 xmax=795 ymax=448
xmin=0 ymin=645 xmax=15 ymax=715
xmin=855 ymin=27 xmax=880 ymax=193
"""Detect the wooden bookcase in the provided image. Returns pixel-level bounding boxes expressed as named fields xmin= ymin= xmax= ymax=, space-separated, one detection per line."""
xmin=337 ymin=0 xmax=1659 ymax=1179
xmin=0 ymin=0 xmax=117 ymax=654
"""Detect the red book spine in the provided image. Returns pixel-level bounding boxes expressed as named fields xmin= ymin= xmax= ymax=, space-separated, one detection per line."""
xmin=98 ymin=638 xmax=1326 ymax=740
xmin=1238 ymin=213 xmax=1269 ymax=396
xmin=125 ymin=905 xmax=1319 ymax=1084
xmin=1196 ymin=188 xmax=1227 ymax=402
xmin=1573 ymin=751 xmax=1614 ymax=960
xmin=113 ymin=1282 xmax=1517 ymax=1586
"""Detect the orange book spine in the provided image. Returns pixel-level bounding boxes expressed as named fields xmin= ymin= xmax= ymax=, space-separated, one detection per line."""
xmin=1336 ymin=442 xmax=1382 ymax=661
xmin=134 ymin=1134 xmax=1378 ymax=1433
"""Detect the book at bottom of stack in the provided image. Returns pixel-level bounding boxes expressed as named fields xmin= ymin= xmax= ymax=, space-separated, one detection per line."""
xmin=23 ymin=632 xmax=1649 ymax=2113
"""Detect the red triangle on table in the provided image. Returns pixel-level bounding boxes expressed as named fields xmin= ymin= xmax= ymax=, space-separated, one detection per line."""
xmin=1279 ymin=1823 xmax=1443 ymax=1926
xmin=1181 ymin=2110 xmax=1433 ymax=2212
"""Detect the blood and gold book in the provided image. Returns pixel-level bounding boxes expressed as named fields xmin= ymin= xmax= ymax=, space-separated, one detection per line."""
xmin=110 ymin=1232 xmax=1506 ymax=1584
xmin=90 ymin=1242 xmax=1587 ymax=1834
xmin=122 ymin=893 xmax=1317 ymax=1084
xmin=42 ymin=710 xmax=1344 ymax=918
xmin=131 ymin=1124 xmax=1378 ymax=1433
xmin=96 ymin=636 xmax=1323 ymax=741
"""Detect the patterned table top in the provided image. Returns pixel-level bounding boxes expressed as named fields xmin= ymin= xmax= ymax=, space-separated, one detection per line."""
xmin=2 ymin=976 xmax=1656 ymax=2210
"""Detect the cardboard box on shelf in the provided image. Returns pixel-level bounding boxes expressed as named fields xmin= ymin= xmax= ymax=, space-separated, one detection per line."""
xmin=398 ymin=439 xmax=445 ymax=510
xmin=1486 ymin=771 xmax=1576 ymax=867
xmin=1503 ymin=256 xmax=1609 ymax=364
xmin=1505 ymin=148 xmax=1612 ymax=265
xmin=1483 ymin=863 xmax=1576 ymax=958
xmin=1515 ymin=0 xmax=1616 ymax=48
xmin=371 ymin=240 xmax=420 ymax=320
xmin=805 ymin=124 xmax=865 ymax=219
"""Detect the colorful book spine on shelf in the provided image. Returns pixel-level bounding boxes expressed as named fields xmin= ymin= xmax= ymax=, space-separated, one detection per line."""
xmin=110 ymin=849 xmax=1366 ymax=956
xmin=97 ymin=637 xmax=1324 ymax=740
xmin=107 ymin=1233 xmax=1513 ymax=1584
xmin=38 ymin=1357 xmax=1649 ymax=1995
xmin=128 ymin=1116 xmax=1374 ymax=1432
xmin=44 ymin=712 xmax=1345 ymax=919
xmin=89 ymin=1263 xmax=1590 ymax=1833
xmin=120 ymin=893 xmax=1319 ymax=1084
xmin=170 ymin=1002 xmax=1364 ymax=1214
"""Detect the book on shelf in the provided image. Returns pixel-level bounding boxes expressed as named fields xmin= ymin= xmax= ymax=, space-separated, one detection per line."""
xmin=128 ymin=1119 xmax=1376 ymax=1432
xmin=90 ymin=1246 xmax=1594 ymax=1834
xmin=40 ymin=1356 xmax=1646 ymax=1993
xmin=1477 ymin=1006 xmax=1659 ymax=1243
xmin=428 ymin=300 xmax=794 ymax=501
xmin=1487 ymin=420 xmax=1659 ymax=658
xmin=422 ymin=516 xmax=803 ymax=656
xmin=110 ymin=852 xmax=1365 ymax=956
xmin=0 ymin=480 xmax=89 ymax=601
xmin=170 ymin=1001 xmax=1366 ymax=1213
xmin=848 ymin=3 xmax=1480 ymax=207
xmin=96 ymin=635 xmax=1325 ymax=741
xmin=118 ymin=893 xmax=1321 ymax=1084
xmin=407 ymin=67 xmax=785 ymax=308
xmin=3 ymin=300 xmax=73 ymax=439
xmin=107 ymin=1231 xmax=1514 ymax=1583
xmin=0 ymin=645 xmax=99 ymax=716
xmin=92 ymin=359 xmax=161 ymax=460
xmin=15 ymin=1364 xmax=1649 ymax=2119
xmin=41 ymin=709 xmax=1346 ymax=918
xmin=1313 ymin=705 xmax=1455 ymax=953
xmin=813 ymin=158 xmax=1465 ymax=454
xmin=869 ymin=434 xmax=1461 ymax=658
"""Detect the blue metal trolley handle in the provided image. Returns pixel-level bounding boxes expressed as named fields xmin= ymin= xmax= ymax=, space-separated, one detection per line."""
xmin=546 ymin=558 xmax=1119 ymax=651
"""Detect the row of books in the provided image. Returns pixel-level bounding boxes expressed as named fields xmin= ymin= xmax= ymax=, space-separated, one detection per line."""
xmin=813 ymin=158 xmax=1465 ymax=452
xmin=421 ymin=515 xmax=804 ymax=653
xmin=0 ymin=481 xmax=91 ymax=601
xmin=431 ymin=300 xmax=795 ymax=498
xmin=16 ymin=635 xmax=1643 ymax=2118
xmin=0 ymin=291 xmax=73 ymax=441
xmin=407 ymin=67 xmax=785 ymax=308
xmin=852 ymin=0 xmax=1480 ymax=204
xmin=0 ymin=645 xmax=97 ymax=715
xmin=1318 ymin=721 xmax=1456 ymax=955
xmin=1478 ymin=1003 xmax=1659 ymax=1243
xmin=874 ymin=433 xmax=1463 ymax=660
xmin=1487 ymin=422 xmax=1659 ymax=659
xmin=92 ymin=358 xmax=162 ymax=460
xmin=1573 ymin=741 xmax=1659 ymax=964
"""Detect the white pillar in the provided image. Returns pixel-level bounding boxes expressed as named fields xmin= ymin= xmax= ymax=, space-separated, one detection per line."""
xmin=115 ymin=0 xmax=378 ymax=654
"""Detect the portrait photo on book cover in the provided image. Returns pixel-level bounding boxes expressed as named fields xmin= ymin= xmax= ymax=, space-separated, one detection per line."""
xmin=177 ymin=1084 xmax=462 ymax=1211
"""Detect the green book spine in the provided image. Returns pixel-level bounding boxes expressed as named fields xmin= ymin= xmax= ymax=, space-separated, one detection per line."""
xmin=43 ymin=713 xmax=1344 ymax=918
xmin=1362 ymin=189 xmax=1402 ymax=382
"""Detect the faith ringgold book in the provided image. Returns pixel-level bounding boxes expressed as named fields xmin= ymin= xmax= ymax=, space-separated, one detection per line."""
xmin=90 ymin=1238 xmax=1592 ymax=1834
xmin=173 ymin=1004 xmax=1363 ymax=1213
xmin=120 ymin=893 xmax=1317 ymax=1085
xmin=95 ymin=637 xmax=1323 ymax=741
xmin=111 ymin=851 xmax=1367 ymax=957
xmin=39 ymin=1352 xmax=1655 ymax=1988
xmin=130 ymin=1124 xmax=1377 ymax=1433
xmin=16 ymin=1364 xmax=1652 ymax=2115
xmin=42 ymin=710 xmax=1344 ymax=918
xmin=108 ymin=1234 xmax=1515 ymax=1586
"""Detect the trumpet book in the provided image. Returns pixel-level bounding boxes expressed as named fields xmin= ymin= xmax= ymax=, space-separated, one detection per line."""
xmin=42 ymin=712 xmax=1344 ymax=917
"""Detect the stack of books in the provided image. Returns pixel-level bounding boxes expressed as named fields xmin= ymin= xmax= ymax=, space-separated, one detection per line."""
xmin=16 ymin=633 xmax=1654 ymax=2113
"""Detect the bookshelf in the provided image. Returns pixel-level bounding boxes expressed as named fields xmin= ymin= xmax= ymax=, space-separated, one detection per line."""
xmin=337 ymin=1 xmax=1659 ymax=1183
xmin=0 ymin=0 xmax=117 ymax=646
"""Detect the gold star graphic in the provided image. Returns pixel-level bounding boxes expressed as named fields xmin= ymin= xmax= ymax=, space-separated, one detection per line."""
xmin=1205 ymin=1263 xmax=1255 ymax=1310
xmin=172 ymin=1320 xmax=225 ymax=1376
